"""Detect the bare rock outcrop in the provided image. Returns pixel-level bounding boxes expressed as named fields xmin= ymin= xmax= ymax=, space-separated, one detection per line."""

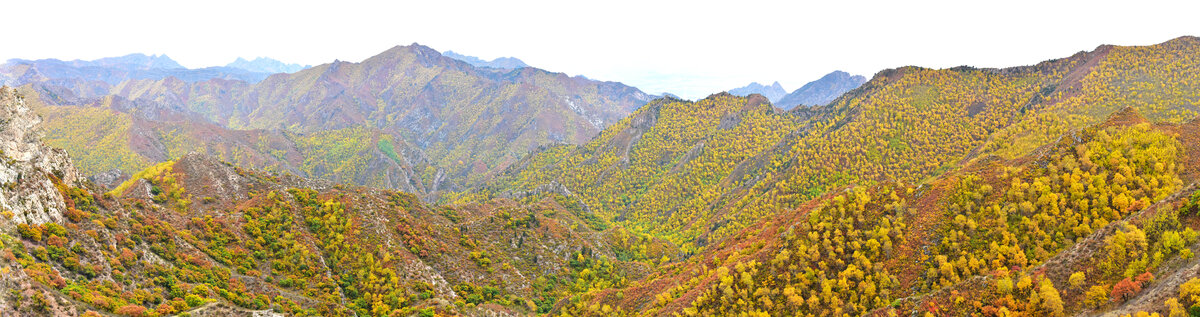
xmin=0 ymin=86 xmax=81 ymax=228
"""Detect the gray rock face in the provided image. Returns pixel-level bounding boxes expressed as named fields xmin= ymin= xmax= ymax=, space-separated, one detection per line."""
xmin=729 ymin=81 xmax=787 ymax=104
xmin=775 ymin=71 xmax=867 ymax=110
xmin=0 ymin=86 xmax=80 ymax=228
xmin=88 ymin=168 xmax=130 ymax=190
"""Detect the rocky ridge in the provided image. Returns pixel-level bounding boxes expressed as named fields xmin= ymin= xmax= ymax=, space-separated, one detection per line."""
xmin=0 ymin=86 xmax=79 ymax=227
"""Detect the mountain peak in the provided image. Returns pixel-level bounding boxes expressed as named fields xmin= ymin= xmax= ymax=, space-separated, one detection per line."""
xmin=376 ymin=43 xmax=442 ymax=58
xmin=405 ymin=42 xmax=439 ymax=54
xmin=775 ymin=70 xmax=866 ymax=110
xmin=823 ymin=70 xmax=851 ymax=79
xmin=362 ymin=43 xmax=451 ymax=68
xmin=729 ymin=81 xmax=788 ymax=103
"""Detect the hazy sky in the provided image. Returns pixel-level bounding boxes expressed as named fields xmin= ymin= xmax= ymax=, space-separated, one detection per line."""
xmin=4 ymin=0 xmax=1199 ymax=99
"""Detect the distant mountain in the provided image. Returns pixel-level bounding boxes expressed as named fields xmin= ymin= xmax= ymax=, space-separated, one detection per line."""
xmin=200 ymin=44 xmax=650 ymax=192
xmin=728 ymin=81 xmax=787 ymax=103
xmin=83 ymin=53 xmax=184 ymax=70
xmin=2 ymin=54 xmax=274 ymax=87
xmin=443 ymin=50 xmax=529 ymax=69
xmin=17 ymin=43 xmax=653 ymax=199
xmin=775 ymin=70 xmax=866 ymax=110
xmin=225 ymin=57 xmax=309 ymax=74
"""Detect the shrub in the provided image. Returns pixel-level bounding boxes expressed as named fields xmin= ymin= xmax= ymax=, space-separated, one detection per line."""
xmin=16 ymin=224 xmax=42 ymax=242
xmin=114 ymin=305 xmax=147 ymax=317
xmin=1039 ymin=280 xmax=1064 ymax=316
xmin=1084 ymin=285 xmax=1110 ymax=308
xmin=1180 ymin=277 xmax=1200 ymax=306
xmin=1069 ymin=272 xmax=1086 ymax=289
xmin=1112 ymin=277 xmax=1142 ymax=302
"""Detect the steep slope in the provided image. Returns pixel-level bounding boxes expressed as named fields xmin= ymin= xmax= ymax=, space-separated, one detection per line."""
xmin=774 ymin=70 xmax=866 ymax=109
xmin=985 ymin=36 xmax=1200 ymax=159
xmin=0 ymin=86 xmax=89 ymax=315
xmin=0 ymin=87 xmax=671 ymax=316
xmin=728 ymin=81 xmax=787 ymax=103
xmin=0 ymin=87 xmax=81 ymax=228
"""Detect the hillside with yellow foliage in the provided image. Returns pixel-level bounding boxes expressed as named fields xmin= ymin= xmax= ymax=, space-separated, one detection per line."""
xmin=456 ymin=36 xmax=1200 ymax=316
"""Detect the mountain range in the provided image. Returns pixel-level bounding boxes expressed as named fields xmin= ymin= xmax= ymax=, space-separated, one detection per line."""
xmin=224 ymin=57 xmax=310 ymax=74
xmin=1 ymin=36 xmax=1200 ymax=317
xmin=65 ymin=53 xmax=184 ymax=70
xmin=1 ymin=54 xmax=277 ymax=85
xmin=2 ymin=44 xmax=654 ymax=200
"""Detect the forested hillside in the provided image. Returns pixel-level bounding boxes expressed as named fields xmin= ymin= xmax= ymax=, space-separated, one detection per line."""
xmin=559 ymin=109 xmax=1200 ymax=316
xmin=467 ymin=37 xmax=1200 ymax=254
xmin=0 ymin=86 xmax=672 ymax=316
xmin=451 ymin=36 xmax=1200 ymax=316
xmin=455 ymin=93 xmax=804 ymax=253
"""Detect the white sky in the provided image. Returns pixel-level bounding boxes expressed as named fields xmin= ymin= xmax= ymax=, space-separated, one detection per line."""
xmin=3 ymin=0 xmax=1199 ymax=99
